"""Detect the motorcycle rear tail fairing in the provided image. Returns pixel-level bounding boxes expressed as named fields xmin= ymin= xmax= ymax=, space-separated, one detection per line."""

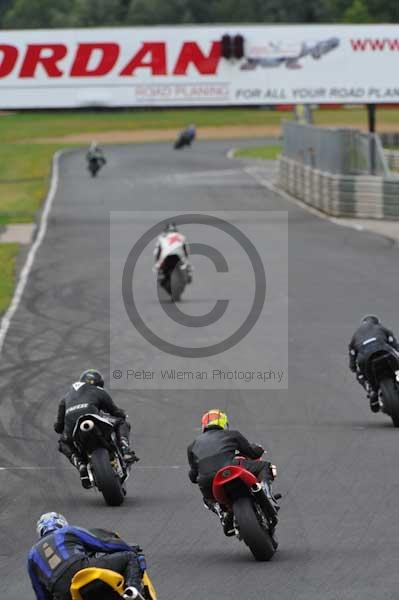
xmin=212 ymin=465 xmax=258 ymax=506
xmin=70 ymin=568 xmax=124 ymax=600
xmin=70 ymin=567 xmax=157 ymax=600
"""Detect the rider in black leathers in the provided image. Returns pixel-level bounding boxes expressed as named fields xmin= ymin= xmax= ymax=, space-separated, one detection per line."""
xmin=349 ymin=315 xmax=399 ymax=412
xmin=86 ymin=141 xmax=106 ymax=169
xmin=187 ymin=409 xmax=277 ymax=535
xmin=54 ymin=369 xmax=138 ymax=487
xmin=28 ymin=512 xmax=144 ymax=600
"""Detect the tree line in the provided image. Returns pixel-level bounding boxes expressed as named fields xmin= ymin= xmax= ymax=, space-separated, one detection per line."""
xmin=0 ymin=0 xmax=398 ymax=29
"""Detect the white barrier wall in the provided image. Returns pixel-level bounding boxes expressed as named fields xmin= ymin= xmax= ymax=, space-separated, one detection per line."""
xmin=1 ymin=25 xmax=399 ymax=108
xmin=278 ymin=156 xmax=399 ymax=219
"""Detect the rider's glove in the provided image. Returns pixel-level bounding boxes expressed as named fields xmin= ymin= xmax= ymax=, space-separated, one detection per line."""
xmin=251 ymin=443 xmax=264 ymax=456
xmin=54 ymin=422 xmax=63 ymax=434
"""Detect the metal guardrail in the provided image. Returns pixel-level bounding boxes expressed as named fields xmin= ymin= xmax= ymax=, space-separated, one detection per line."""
xmin=282 ymin=121 xmax=390 ymax=177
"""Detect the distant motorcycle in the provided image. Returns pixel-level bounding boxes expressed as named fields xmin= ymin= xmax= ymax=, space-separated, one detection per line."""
xmin=72 ymin=414 xmax=131 ymax=506
xmin=174 ymin=125 xmax=196 ymax=149
xmin=87 ymin=155 xmax=106 ymax=177
xmin=362 ymin=348 xmax=399 ymax=426
xmin=212 ymin=457 xmax=280 ymax=561
xmin=156 ymin=254 xmax=191 ymax=302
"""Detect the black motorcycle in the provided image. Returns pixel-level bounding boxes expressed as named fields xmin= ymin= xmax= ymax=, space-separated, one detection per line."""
xmin=363 ymin=349 xmax=399 ymax=426
xmin=174 ymin=128 xmax=195 ymax=150
xmin=157 ymin=254 xmax=191 ymax=302
xmin=87 ymin=155 xmax=106 ymax=177
xmin=72 ymin=414 xmax=130 ymax=505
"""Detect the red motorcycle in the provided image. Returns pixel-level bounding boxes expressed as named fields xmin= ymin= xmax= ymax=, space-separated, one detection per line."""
xmin=212 ymin=459 xmax=280 ymax=561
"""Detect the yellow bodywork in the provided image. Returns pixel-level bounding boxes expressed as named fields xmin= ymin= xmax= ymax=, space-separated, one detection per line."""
xmin=70 ymin=568 xmax=124 ymax=599
xmin=143 ymin=571 xmax=158 ymax=600
xmin=70 ymin=567 xmax=157 ymax=600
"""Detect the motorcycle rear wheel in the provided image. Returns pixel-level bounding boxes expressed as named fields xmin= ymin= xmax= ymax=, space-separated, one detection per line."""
xmin=233 ymin=496 xmax=275 ymax=561
xmin=91 ymin=447 xmax=125 ymax=506
xmin=380 ymin=377 xmax=399 ymax=427
xmin=170 ymin=267 xmax=185 ymax=302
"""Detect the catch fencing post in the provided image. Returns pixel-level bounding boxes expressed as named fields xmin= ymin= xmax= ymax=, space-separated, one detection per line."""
xmin=367 ymin=104 xmax=377 ymax=175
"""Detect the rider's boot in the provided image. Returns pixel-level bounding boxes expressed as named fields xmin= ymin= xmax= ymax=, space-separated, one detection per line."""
xmin=120 ymin=438 xmax=140 ymax=464
xmin=203 ymin=499 xmax=235 ymax=536
xmin=71 ymin=454 xmax=91 ymax=489
xmin=123 ymin=556 xmax=144 ymax=598
xmin=221 ymin=511 xmax=235 ymax=537
xmin=367 ymin=386 xmax=380 ymax=413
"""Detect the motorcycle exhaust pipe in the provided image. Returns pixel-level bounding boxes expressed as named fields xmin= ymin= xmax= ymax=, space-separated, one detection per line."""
xmin=252 ymin=482 xmax=281 ymax=501
xmin=80 ymin=420 xmax=94 ymax=432
xmin=251 ymin=483 xmax=278 ymax=525
xmin=123 ymin=587 xmax=145 ymax=600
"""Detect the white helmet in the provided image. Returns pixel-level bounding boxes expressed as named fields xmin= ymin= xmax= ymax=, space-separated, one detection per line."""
xmin=36 ymin=512 xmax=68 ymax=538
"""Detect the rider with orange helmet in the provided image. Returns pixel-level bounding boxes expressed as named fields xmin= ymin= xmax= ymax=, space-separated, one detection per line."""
xmin=187 ymin=410 xmax=277 ymax=535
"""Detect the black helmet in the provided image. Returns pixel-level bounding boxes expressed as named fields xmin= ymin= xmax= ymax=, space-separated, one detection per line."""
xmin=80 ymin=369 xmax=104 ymax=387
xmin=164 ymin=222 xmax=177 ymax=233
xmin=361 ymin=315 xmax=380 ymax=325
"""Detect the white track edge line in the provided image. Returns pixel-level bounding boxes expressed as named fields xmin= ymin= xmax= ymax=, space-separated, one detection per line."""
xmin=0 ymin=150 xmax=62 ymax=354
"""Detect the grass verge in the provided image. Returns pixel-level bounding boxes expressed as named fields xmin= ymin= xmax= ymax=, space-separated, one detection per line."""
xmin=234 ymin=145 xmax=281 ymax=160
xmin=1 ymin=107 xmax=399 ymax=143
xmin=0 ymin=243 xmax=20 ymax=314
xmin=0 ymin=109 xmax=288 ymax=142
xmin=0 ymin=144 xmax=61 ymax=224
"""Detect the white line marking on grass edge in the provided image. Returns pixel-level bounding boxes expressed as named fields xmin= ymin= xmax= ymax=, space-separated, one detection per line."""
xmin=0 ymin=151 xmax=62 ymax=354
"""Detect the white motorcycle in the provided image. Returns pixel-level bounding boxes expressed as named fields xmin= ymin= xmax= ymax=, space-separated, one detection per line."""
xmin=155 ymin=253 xmax=192 ymax=302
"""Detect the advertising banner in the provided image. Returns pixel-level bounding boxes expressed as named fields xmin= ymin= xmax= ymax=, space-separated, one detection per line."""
xmin=1 ymin=25 xmax=399 ymax=108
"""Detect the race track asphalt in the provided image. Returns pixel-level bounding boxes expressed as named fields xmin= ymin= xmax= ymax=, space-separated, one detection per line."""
xmin=1 ymin=141 xmax=399 ymax=600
